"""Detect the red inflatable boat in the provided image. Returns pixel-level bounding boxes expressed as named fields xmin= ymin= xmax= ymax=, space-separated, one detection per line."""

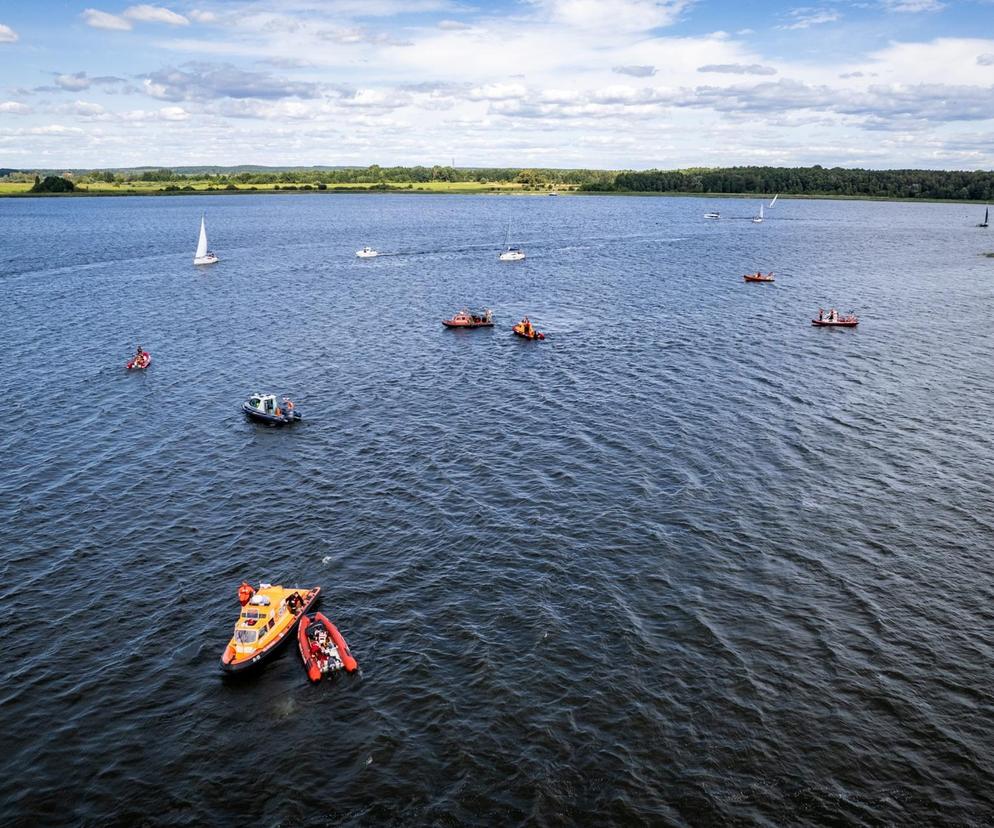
xmin=298 ymin=612 xmax=358 ymax=682
xmin=127 ymin=351 xmax=151 ymax=369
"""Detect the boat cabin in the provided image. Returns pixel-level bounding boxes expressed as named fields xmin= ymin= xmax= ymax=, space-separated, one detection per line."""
xmin=234 ymin=594 xmax=282 ymax=645
xmin=246 ymin=394 xmax=279 ymax=415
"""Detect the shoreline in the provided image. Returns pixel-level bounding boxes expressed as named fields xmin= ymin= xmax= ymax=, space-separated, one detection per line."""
xmin=2 ymin=187 xmax=990 ymax=205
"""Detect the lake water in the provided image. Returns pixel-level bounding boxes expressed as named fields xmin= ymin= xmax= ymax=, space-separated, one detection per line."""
xmin=1 ymin=192 xmax=993 ymax=825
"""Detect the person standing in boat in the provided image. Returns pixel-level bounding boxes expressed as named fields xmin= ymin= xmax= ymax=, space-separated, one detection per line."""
xmin=818 ymin=309 xmax=824 ymax=321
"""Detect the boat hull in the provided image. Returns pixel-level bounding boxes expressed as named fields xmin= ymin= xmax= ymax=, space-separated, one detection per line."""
xmin=242 ymin=403 xmax=302 ymax=425
xmin=743 ymin=276 xmax=774 ymax=282
xmin=811 ymin=319 xmax=858 ymax=327
xmin=194 ymin=255 xmax=219 ymax=265
xmin=298 ymin=612 xmax=358 ymax=682
xmin=442 ymin=319 xmax=494 ymax=328
xmin=126 ymin=352 xmax=152 ymax=369
xmin=513 ymin=327 xmax=545 ymax=340
xmin=220 ymin=587 xmax=321 ymax=674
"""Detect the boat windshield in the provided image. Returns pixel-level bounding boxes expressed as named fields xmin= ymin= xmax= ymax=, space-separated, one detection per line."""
xmin=234 ymin=629 xmax=258 ymax=644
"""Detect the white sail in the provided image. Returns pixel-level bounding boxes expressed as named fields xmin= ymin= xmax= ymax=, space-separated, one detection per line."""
xmin=196 ymin=215 xmax=208 ymax=259
xmin=769 ymin=193 xmax=779 ymax=208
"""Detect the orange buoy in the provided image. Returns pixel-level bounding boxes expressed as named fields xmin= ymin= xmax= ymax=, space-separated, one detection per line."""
xmin=237 ymin=581 xmax=255 ymax=606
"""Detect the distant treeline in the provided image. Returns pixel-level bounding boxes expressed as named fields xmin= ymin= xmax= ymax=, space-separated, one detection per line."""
xmin=596 ymin=166 xmax=994 ymax=201
xmin=57 ymin=165 xmax=616 ymax=188
xmin=5 ymin=164 xmax=994 ymax=201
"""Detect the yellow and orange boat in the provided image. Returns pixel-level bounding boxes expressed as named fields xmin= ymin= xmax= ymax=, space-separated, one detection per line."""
xmin=220 ymin=582 xmax=320 ymax=673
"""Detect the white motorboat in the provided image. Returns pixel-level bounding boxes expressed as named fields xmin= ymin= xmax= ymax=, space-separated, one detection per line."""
xmin=356 ymin=246 xmax=379 ymax=258
xmin=194 ymin=214 xmax=219 ymax=265
xmin=704 ymin=211 xmax=720 ymax=219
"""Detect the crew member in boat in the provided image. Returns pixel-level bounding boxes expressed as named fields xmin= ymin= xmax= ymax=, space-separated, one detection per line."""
xmin=135 ymin=344 xmax=144 ymax=363
xmin=309 ymin=626 xmax=334 ymax=672
xmin=286 ymin=591 xmax=304 ymax=614
xmin=818 ymin=308 xmax=824 ymax=321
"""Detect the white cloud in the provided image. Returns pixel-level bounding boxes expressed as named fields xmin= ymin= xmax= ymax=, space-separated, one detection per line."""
xmin=0 ymin=101 xmax=30 ymax=114
xmin=978 ymin=54 xmax=994 ymax=66
xmin=0 ymin=23 xmax=18 ymax=43
xmin=56 ymin=72 xmax=93 ymax=91
xmin=124 ymin=5 xmax=190 ymax=25
xmin=437 ymin=19 xmax=471 ymax=30
xmin=82 ymin=9 xmax=133 ymax=30
xmin=468 ymin=82 xmax=529 ymax=101
xmin=190 ymin=10 xmax=218 ymax=23
xmin=613 ymin=65 xmax=657 ymax=77
xmin=30 ymin=125 xmax=85 ymax=135
xmin=159 ymin=105 xmax=190 ymax=120
xmin=71 ymin=100 xmax=107 ymax=118
xmin=120 ymin=106 xmax=190 ymax=121
xmin=530 ymin=0 xmax=692 ymax=32
xmin=698 ymin=63 xmax=777 ymax=75
xmin=778 ymin=8 xmax=841 ymax=30
xmin=879 ymin=0 xmax=944 ymax=11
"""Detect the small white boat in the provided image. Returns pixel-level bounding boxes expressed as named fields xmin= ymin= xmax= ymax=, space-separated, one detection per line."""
xmin=752 ymin=204 xmax=764 ymax=224
xmin=769 ymin=193 xmax=779 ymax=208
xmin=356 ymin=246 xmax=379 ymax=258
xmin=194 ymin=214 xmax=219 ymax=265
xmin=704 ymin=211 xmax=720 ymax=219
xmin=498 ymin=222 xmax=525 ymax=261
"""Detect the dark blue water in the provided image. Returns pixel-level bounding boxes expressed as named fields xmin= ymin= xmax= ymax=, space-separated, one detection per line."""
xmin=2 ymin=193 xmax=993 ymax=826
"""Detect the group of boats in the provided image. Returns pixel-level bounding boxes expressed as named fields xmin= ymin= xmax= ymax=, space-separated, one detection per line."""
xmin=221 ymin=581 xmax=358 ymax=682
xmin=705 ymin=193 xmax=777 ymax=222
xmin=741 ymin=272 xmax=859 ymax=327
xmin=358 ymin=222 xmax=527 ymax=261
xmin=442 ymin=308 xmax=545 ymax=339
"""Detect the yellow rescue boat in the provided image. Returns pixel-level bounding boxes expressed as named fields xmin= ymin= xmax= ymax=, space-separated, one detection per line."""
xmin=220 ymin=582 xmax=320 ymax=673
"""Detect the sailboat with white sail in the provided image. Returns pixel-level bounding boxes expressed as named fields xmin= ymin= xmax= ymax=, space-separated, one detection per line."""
xmin=498 ymin=221 xmax=525 ymax=261
xmin=193 ymin=214 xmax=219 ymax=265
xmin=769 ymin=193 xmax=779 ymax=208
xmin=978 ymin=206 xmax=989 ymax=228
xmin=752 ymin=204 xmax=764 ymax=224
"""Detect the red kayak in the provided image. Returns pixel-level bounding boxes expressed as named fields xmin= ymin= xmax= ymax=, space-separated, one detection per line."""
xmin=298 ymin=612 xmax=358 ymax=682
xmin=127 ymin=351 xmax=151 ymax=369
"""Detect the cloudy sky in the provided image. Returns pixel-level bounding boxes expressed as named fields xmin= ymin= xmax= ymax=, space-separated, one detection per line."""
xmin=2 ymin=0 xmax=994 ymax=169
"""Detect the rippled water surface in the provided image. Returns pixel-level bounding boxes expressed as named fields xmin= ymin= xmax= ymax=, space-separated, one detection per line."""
xmin=2 ymin=193 xmax=993 ymax=826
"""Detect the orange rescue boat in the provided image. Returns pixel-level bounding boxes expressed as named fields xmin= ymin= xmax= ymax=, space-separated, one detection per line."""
xmin=220 ymin=582 xmax=320 ymax=673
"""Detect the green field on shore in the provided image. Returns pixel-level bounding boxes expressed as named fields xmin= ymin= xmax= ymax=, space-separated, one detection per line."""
xmin=0 ymin=179 xmax=536 ymax=196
